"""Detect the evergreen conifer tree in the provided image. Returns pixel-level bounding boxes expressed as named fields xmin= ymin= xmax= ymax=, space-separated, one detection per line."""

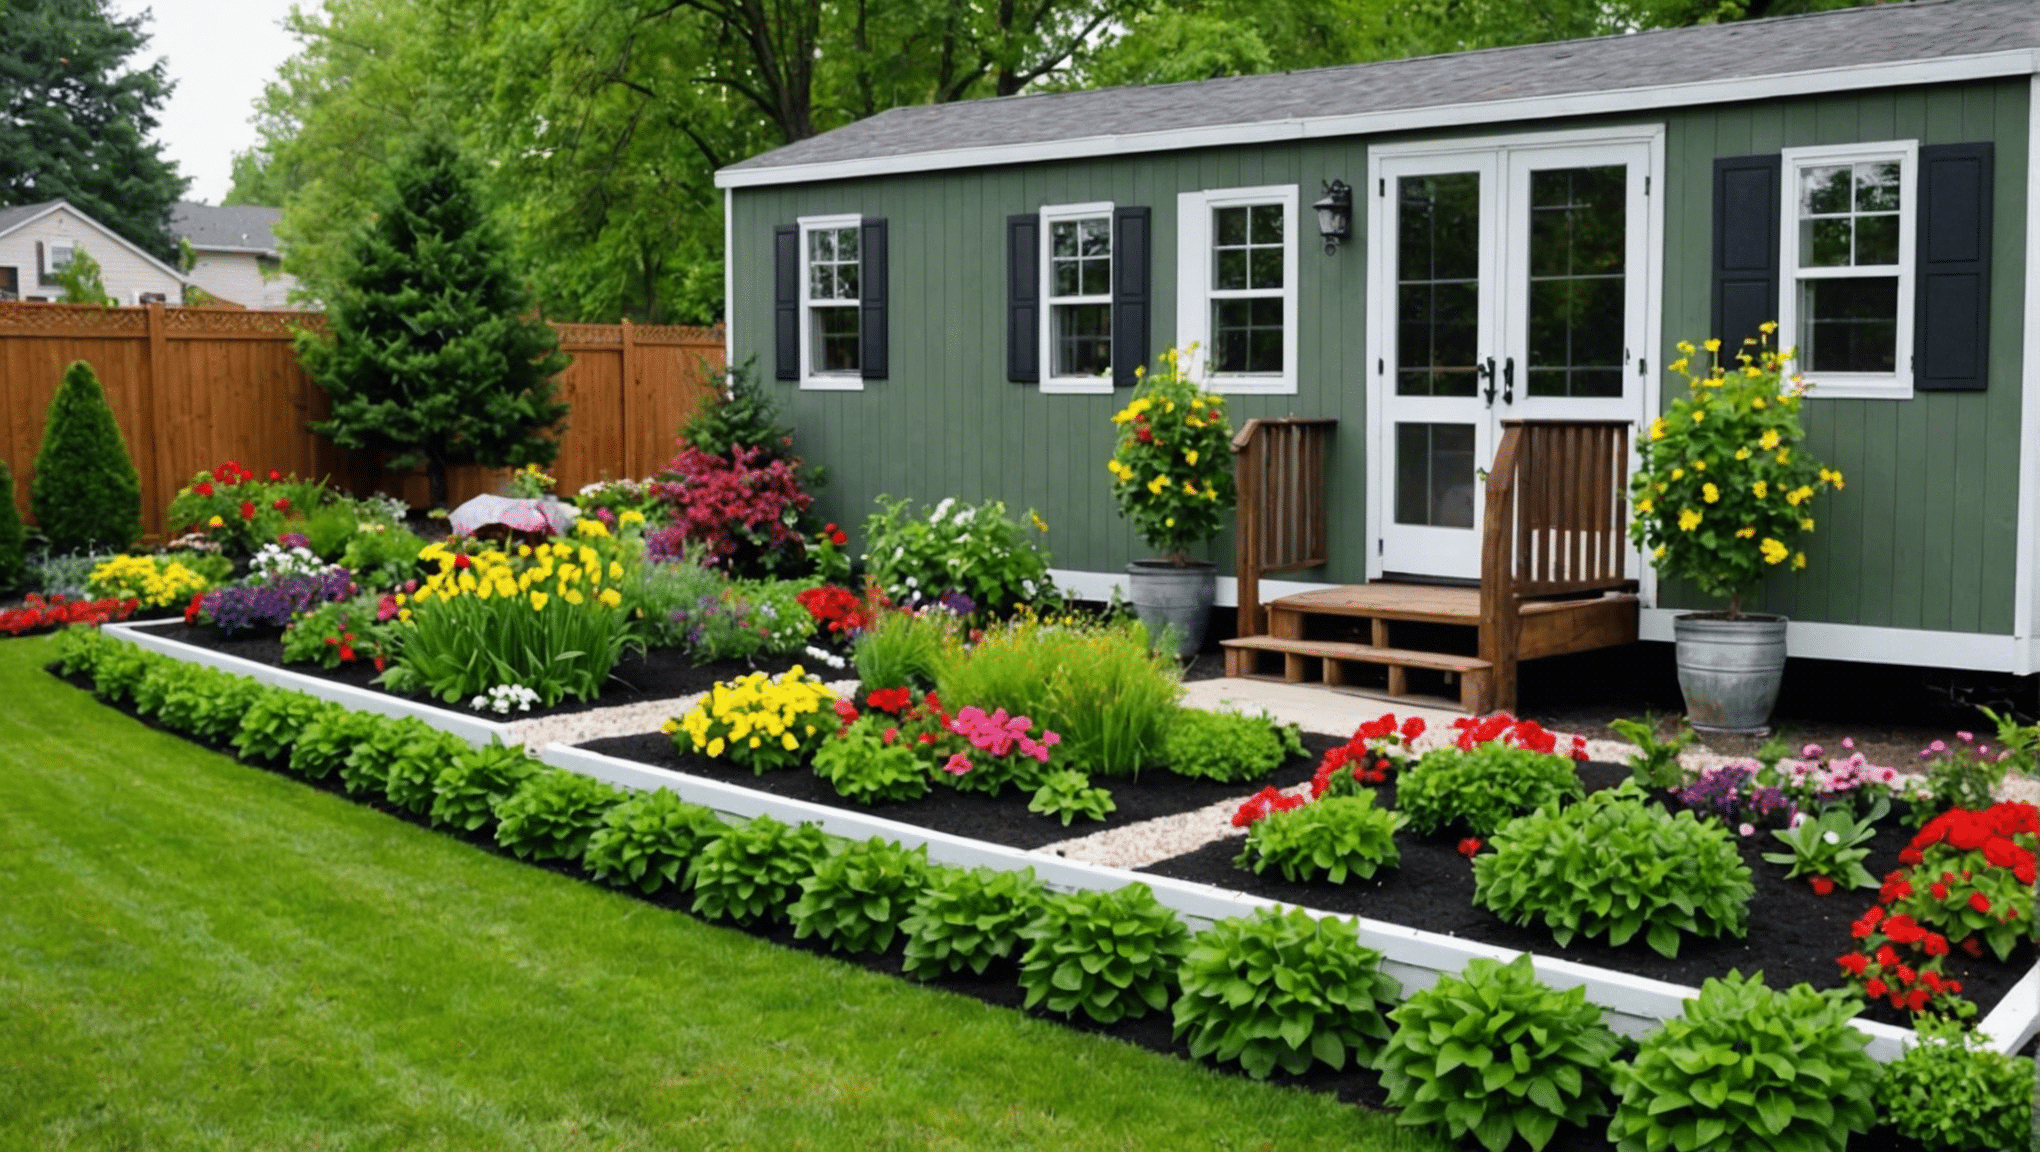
xmin=30 ymin=360 xmax=142 ymax=553
xmin=0 ymin=461 xmax=26 ymax=594
xmin=298 ymin=136 xmax=569 ymax=509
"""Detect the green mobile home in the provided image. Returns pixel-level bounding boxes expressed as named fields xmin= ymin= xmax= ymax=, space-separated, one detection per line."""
xmin=716 ymin=0 xmax=2040 ymax=706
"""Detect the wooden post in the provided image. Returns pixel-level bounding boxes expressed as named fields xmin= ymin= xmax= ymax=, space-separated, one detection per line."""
xmin=140 ymin=301 xmax=167 ymax=542
xmin=619 ymin=317 xmax=637 ymax=477
xmin=1233 ymin=420 xmax=1262 ymax=642
xmin=1477 ymin=423 xmax=1524 ymax=715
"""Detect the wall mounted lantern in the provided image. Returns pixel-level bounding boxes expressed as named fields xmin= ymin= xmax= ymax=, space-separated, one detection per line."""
xmin=1313 ymin=180 xmax=1352 ymax=254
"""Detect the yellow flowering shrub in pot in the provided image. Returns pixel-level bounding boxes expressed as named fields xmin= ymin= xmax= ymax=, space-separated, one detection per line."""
xmin=1106 ymin=347 xmax=1236 ymax=658
xmin=1628 ymin=330 xmax=1842 ymax=735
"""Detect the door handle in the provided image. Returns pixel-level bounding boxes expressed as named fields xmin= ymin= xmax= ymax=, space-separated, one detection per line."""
xmin=1502 ymin=357 xmax=1515 ymax=405
xmin=1478 ymin=357 xmax=1496 ymax=407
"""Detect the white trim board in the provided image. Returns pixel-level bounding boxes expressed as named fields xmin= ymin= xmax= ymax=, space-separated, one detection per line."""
xmin=1637 ymin=609 xmax=2022 ymax=673
xmin=715 ymin=51 xmax=2040 ymax=189
xmin=2016 ymin=74 xmax=2040 ymax=676
xmin=1046 ymin=567 xmax=1338 ymax=608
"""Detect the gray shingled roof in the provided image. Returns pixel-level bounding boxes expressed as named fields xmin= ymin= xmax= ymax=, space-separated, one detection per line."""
xmin=171 ymin=201 xmax=284 ymax=254
xmin=727 ymin=0 xmax=2039 ymax=174
xmin=0 ymin=200 xmax=61 ymax=237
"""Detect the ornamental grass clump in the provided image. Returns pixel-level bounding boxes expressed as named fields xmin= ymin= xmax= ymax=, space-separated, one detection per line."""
xmin=1608 ymin=971 xmax=1880 ymax=1152
xmin=1473 ymin=784 xmax=1752 ymax=959
xmin=429 ymin=738 xmax=540 ymax=832
xmin=788 ymin=837 xmax=929 ymax=954
xmin=492 ymin=770 xmax=624 ymax=863
xmin=1234 ymin=792 xmax=1402 ymax=884
xmin=1017 ymin=883 xmax=1190 ymax=1024
xmin=1378 ymin=954 xmax=1620 ymax=1152
xmin=900 ymin=865 xmax=1047 ymax=980
xmin=1106 ymin=347 xmax=1236 ymax=564
xmin=1171 ymin=907 xmax=1399 ymax=1081
xmin=1160 ymin=708 xmax=1304 ymax=783
xmin=852 ymin=606 xmax=956 ymax=692
xmin=667 ymin=666 xmax=837 ymax=773
xmin=1876 ymin=1016 xmax=2034 ymax=1152
xmin=583 ymin=789 xmax=727 ymax=896
xmin=1396 ymin=743 xmax=1584 ymax=839
xmin=862 ymin=495 xmax=1055 ymax=613
xmin=1628 ymin=334 xmax=1840 ymax=617
xmin=686 ymin=814 xmax=831 ymax=926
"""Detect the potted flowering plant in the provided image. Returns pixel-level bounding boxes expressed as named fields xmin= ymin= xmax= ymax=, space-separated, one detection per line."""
xmin=1107 ymin=347 xmax=1236 ymax=657
xmin=1628 ymin=328 xmax=1842 ymax=734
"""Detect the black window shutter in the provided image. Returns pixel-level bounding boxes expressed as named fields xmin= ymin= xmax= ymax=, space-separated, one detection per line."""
xmin=1111 ymin=205 xmax=1151 ymax=389
xmin=1007 ymin=214 xmax=1040 ymax=383
xmin=773 ymin=224 xmax=799 ymax=381
xmin=1915 ymin=143 xmax=1993 ymax=392
xmin=1711 ymin=155 xmax=1781 ymax=355
xmin=859 ymin=217 xmax=888 ymax=380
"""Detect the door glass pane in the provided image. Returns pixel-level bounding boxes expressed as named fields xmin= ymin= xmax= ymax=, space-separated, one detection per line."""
xmin=1802 ymin=277 xmax=1897 ymax=372
xmin=1395 ymin=423 xmax=1476 ymax=529
xmin=1395 ymin=172 xmax=1480 ymax=397
xmin=1525 ymin=165 xmax=1626 ymax=397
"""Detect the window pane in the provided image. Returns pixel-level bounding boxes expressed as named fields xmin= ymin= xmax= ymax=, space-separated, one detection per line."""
xmin=1854 ymin=214 xmax=1898 ymax=265
xmin=1080 ymin=217 xmax=1111 ymax=257
xmin=1053 ymin=260 xmax=1079 ymax=297
xmin=1247 ymin=330 xmax=1281 ymax=373
xmin=809 ymin=230 xmax=835 ymax=261
xmin=1214 ymin=298 xmax=1249 ymax=330
xmin=835 ymin=262 xmax=858 ymax=300
xmin=1802 ymin=165 xmax=1851 ymax=215
xmin=1855 ymin=162 xmax=1901 ymax=212
xmin=1051 ymin=221 xmax=1078 ymax=258
xmin=1213 ymin=297 xmax=1282 ymax=373
xmin=1215 ymin=206 xmax=1248 ymax=246
xmin=1396 ymin=173 xmax=1482 ymax=399
xmin=810 ymin=264 xmax=833 ymax=299
xmin=1215 ymin=249 xmax=1247 ymax=291
xmin=812 ymin=307 xmax=861 ymax=373
xmin=1249 ymin=297 xmax=1282 ymax=326
xmin=1249 ymin=204 xmax=1283 ymax=245
xmin=1802 ymin=277 xmax=1897 ymax=373
xmin=1248 ymin=248 xmax=1283 ymax=290
xmin=1398 ymin=174 xmax=1480 ymax=282
xmin=1395 ymin=423 xmax=1476 ymax=529
xmin=1802 ymin=218 xmax=1852 ymax=267
xmin=1053 ymin=303 xmax=1111 ymax=377
xmin=1080 ymin=257 xmax=1111 ymax=296
xmin=835 ymin=227 xmax=858 ymax=261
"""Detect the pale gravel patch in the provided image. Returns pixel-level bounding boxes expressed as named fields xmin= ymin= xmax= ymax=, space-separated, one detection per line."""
xmin=503 ymin=677 xmax=863 ymax=750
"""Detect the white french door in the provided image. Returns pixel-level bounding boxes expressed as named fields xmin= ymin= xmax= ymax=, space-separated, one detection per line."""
xmin=1370 ymin=130 xmax=1658 ymax=581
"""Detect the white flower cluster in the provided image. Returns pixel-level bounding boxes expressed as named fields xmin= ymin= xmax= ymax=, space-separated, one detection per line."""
xmin=359 ymin=494 xmax=410 ymax=522
xmin=804 ymin=645 xmax=847 ymax=670
xmin=249 ymin=543 xmax=332 ymax=583
xmin=472 ymin=683 xmax=541 ymax=714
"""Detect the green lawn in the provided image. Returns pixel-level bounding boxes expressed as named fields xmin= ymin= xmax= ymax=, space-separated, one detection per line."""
xmin=0 ymin=635 xmax=1447 ymax=1152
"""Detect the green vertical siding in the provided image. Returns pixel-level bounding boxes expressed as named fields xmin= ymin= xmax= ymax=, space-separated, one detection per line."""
xmin=730 ymin=77 xmax=2027 ymax=634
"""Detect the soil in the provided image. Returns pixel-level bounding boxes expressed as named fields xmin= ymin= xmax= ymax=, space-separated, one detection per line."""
xmin=137 ymin=619 xmax=806 ymax=720
xmin=577 ymin=730 xmax=1340 ymax=851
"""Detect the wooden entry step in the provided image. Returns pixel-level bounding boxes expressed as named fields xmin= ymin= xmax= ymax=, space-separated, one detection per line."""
xmin=1219 ymin=636 xmax=1494 ymax=713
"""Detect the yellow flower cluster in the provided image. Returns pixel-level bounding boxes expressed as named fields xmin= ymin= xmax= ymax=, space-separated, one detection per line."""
xmin=413 ymin=541 xmax=625 ymax=613
xmin=667 ymin=667 xmax=836 ymax=772
xmin=87 ymin=554 xmax=211 ymax=608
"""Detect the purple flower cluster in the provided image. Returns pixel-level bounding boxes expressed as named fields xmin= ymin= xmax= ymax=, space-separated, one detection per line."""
xmin=202 ymin=569 xmax=357 ymax=633
xmin=644 ymin=526 xmax=692 ymax=566
xmin=1674 ymin=761 xmax=1795 ymax=827
xmin=932 ymin=590 xmax=976 ymax=618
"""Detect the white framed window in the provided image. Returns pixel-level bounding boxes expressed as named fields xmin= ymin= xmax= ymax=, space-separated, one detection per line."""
xmin=1176 ymin=185 xmax=1298 ymax=394
xmin=1040 ymin=201 xmax=1114 ymax=394
xmin=1778 ymin=141 xmax=1917 ymax=400
xmin=799 ymin=213 xmax=863 ymax=390
xmin=49 ymin=242 xmax=74 ymax=270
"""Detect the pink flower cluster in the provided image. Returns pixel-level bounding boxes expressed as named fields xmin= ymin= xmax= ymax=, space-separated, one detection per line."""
xmin=940 ymin=706 xmax=1061 ymax=776
xmin=647 ymin=445 xmax=814 ymax=573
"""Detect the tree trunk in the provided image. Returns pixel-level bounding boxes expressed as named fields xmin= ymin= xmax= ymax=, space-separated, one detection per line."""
xmin=428 ymin=455 xmax=450 ymax=512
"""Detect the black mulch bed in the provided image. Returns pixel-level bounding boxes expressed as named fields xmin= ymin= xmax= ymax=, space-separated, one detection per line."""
xmin=577 ymin=730 xmax=1341 ymax=851
xmin=132 ymin=619 xmax=805 ymax=720
xmin=1143 ymin=762 xmax=2031 ymax=1034
xmin=41 ymin=665 xmax=2000 ymax=1152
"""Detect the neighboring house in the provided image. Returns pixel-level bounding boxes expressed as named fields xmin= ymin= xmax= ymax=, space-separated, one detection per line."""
xmin=171 ymin=201 xmax=302 ymax=309
xmin=0 ymin=200 xmax=186 ymax=304
xmin=717 ymin=0 xmax=2040 ymax=700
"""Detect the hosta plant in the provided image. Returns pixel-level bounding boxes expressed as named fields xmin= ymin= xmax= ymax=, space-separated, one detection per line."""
xmin=1611 ymin=714 xmax=1697 ymax=792
xmin=288 ymin=706 xmax=382 ymax=781
xmin=900 ymin=865 xmax=1047 ymax=980
xmin=491 ymin=770 xmax=623 ymax=862
xmin=338 ymin=714 xmax=436 ymax=798
xmin=383 ymin=730 xmax=470 ymax=816
xmin=89 ymin=641 xmax=153 ymax=702
xmin=1876 ymin=1015 xmax=2034 ymax=1152
xmin=788 ymin=837 xmax=929 ymax=954
xmin=1378 ymin=954 xmax=1619 ymax=1152
xmin=666 ymin=667 xmax=837 ymax=773
xmin=130 ymin=658 xmax=186 ymax=719
xmin=230 ymin=689 xmax=329 ymax=764
xmin=811 ymin=716 xmax=932 ymax=804
xmin=429 ymin=738 xmax=540 ymax=832
xmin=686 ymin=814 xmax=831 ymax=926
xmin=583 ymin=789 xmax=727 ymax=896
xmin=1027 ymin=770 xmax=1115 ymax=826
xmin=1760 ymin=797 xmax=1885 ymax=894
xmin=160 ymin=669 xmax=265 ymax=744
xmin=1397 ymin=743 xmax=1584 ymax=838
xmin=1160 ymin=708 xmax=1303 ymax=783
xmin=1017 ymin=883 xmax=1191 ymax=1024
xmin=1608 ymin=971 xmax=1880 ymax=1152
xmin=1171 ymin=907 xmax=1399 ymax=1080
xmin=1474 ymin=784 xmax=1752 ymax=958
xmin=1235 ymin=792 xmax=1403 ymax=884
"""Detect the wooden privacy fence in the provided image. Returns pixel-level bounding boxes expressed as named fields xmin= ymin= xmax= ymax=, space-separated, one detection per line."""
xmin=0 ymin=302 xmax=723 ymax=540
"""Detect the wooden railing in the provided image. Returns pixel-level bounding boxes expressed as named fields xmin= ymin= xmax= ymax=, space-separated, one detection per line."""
xmin=1478 ymin=419 xmax=1638 ymax=711
xmin=1232 ymin=417 xmax=1338 ymax=638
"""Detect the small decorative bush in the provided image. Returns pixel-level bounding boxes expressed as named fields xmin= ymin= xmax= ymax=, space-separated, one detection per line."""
xmin=289 ymin=706 xmax=381 ymax=781
xmin=665 ymin=577 xmax=818 ymax=663
xmin=788 ymin=837 xmax=929 ymax=954
xmin=668 ymin=667 xmax=837 ymax=773
xmin=428 ymin=738 xmax=539 ymax=832
xmin=862 ymin=495 xmax=1055 ymax=614
xmin=1608 ymin=971 xmax=1880 ymax=1152
xmin=1160 ymin=708 xmax=1303 ymax=783
xmin=625 ymin=554 xmax=725 ymax=649
xmin=230 ymin=689 xmax=328 ymax=764
xmin=686 ymin=814 xmax=831 ymax=926
xmin=1028 ymin=770 xmax=1115 ymax=826
xmin=492 ymin=770 xmax=624 ymax=863
xmin=1106 ymin=347 xmax=1236 ymax=563
xmin=86 ymin=554 xmax=213 ymax=610
xmin=900 ymin=865 xmax=1046 ymax=980
xmin=0 ymin=460 xmax=23 ymax=593
xmin=337 ymin=519 xmax=425 ymax=590
xmin=338 ymin=714 xmax=436 ymax=797
xmin=583 ymin=789 xmax=726 ymax=896
xmin=1610 ymin=715 xmax=1696 ymax=792
xmin=1398 ymin=744 xmax=1584 ymax=838
xmin=1017 ymin=883 xmax=1190 ymax=1024
xmin=198 ymin=569 xmax=358 ymax=632
xmin=1876 ymin=1016 xmax=2034 ymax=1152
xmin=812 ymin=717 xmax=931 ymax=804
xmin=383 ymin=730 xmax=469 ymax=816
xmin=648 ymin=444 xmax=814 ymax=578
xmin=1759 ymin=799 xmax=1884 ymax=894
xmin=31 ymin=359 xmax=142 ymax=553
xmin=1915 ymin=730 xmax=2015 ymax=816
xmin=165 ymin=459 xmax=328 ymax=557
xmin=1474 ymin=785 xmax=1752 ymax=958
xmin=1172 ymin=907 xmax=1399 ymax=1080
xmin=278 ymin=595 xmax=394 ymax=670
xmin=1378 ymin=954 xmax=1619 ymax=1152
xmin=1235 ymin=792 xmax=1402 ymax=884
xmin=51 ymin=622 xmax=116 ymax=676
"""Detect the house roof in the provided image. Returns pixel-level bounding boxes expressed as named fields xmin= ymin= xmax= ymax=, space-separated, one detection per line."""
xmin=0 ymin=197 xmax=190 ymax=284
xmin=171 ymin=201 xmax=284 ymax=255
xmin=0 ymin=200 xmax=65 ymax=237
xmin=719 ymin=0 xmax=2040 ymax=187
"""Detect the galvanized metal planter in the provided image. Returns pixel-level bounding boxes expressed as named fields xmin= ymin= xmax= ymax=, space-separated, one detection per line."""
xmin=1672 ymin=613 xmax=1788 ymax=736
xmin=1126 ymin=560 xmax=1215 ymax=659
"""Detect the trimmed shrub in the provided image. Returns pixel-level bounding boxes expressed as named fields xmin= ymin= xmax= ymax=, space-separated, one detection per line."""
xmin=788 ymin=837 xmax=929 ymax=954
xmin=1172 ymin=907 xmax=1399 ymax=1080
xmin=1876 ymin=1016 xmax=2034 ymax=1152
xmin=1235 ymin=792 xmax=1403 ymax=884
xmin=1160 ymin=708 xmax=1304 ymax=783
xmin=686 ymin=814 xmax=831 ymax=926
xmin=31 ymin=360 xmax=142 ymax=553
xmin=492 ymin=770 xmax=624 ymax=863
xmin=1397 ymin=744 xmax=1584 ymax=838
xmin=583 ymin=789 xmax=726 ymax=896
xmin=0 ymin=460 xmax=24 ymax=594
xmin=1017 ymin=883 xmax=1190 ymax=1024
xmin=900 ymin=865 xmax=1046 ymax=980
xmin=429 ymin=739 xmax=540 ymax=832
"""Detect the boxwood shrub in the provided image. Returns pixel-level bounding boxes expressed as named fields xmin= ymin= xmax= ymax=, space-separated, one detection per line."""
xmin=1397 ymin=744 xmax=1583 ymax=838
xmin=1017 ymin=883 xmax=1190 ymax=1024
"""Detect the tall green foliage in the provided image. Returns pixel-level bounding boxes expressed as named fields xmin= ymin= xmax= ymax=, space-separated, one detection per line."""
xmin=298 ymin=135 xmax=569 ymax=509
xmin=31 ymin=360 xmax=141 ymax=553
xmin=0 ymin=461 xmax=24 ymax=593
xmin=54 ymin=247 xmax=116 ymax=306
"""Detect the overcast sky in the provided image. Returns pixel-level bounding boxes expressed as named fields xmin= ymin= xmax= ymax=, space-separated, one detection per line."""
xmin=111 ymin=0 xmax=304 ymax=205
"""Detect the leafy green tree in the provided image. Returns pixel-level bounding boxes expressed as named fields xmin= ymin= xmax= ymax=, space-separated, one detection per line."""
xmin=0 ymin=0 xmax=186 ymax=262
xmin=31 ymin=359 xmax=142 ymax=553
xmin=0 ymin=460 xmax=26 ymax=593
xmin=53 ymin=246 xmax=114 ymax=305
xmin=299 ymin=136 xmax=570 ymax=511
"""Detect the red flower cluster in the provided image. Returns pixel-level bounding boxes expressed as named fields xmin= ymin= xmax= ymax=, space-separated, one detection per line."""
xmin=832 ymin=687 xmax=951 ymax=747
xmin=1837 ymin=907 xmax=1965 ymax=1014
xmin=1457 ymin=838 xmax=1483 ymax=859
xmin=797 ymin=584 xmax=874 ymax=637
xmin=1450 ymin=712 xmax=1589 ymax=761
xmin=1232 ymin=786 xmax=1307 ymax=828
xmin=1310 ymin=713 xmax=1423 ymax=798
xmin=823 ymin=522 xmax=848 ymax=547
xmin=211 ymin=460 xmax=256 ymax=487
xmin=0 ymin=593 xmax=137 ymax=636
xmin=1904 ymin=802 xmax=2039 ymax=883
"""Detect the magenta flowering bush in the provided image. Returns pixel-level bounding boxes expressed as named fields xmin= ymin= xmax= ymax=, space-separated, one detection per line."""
xmin=939 ymin=706 xmax=1061 ymax=797
xmin=648 ymin=445 xmax=814 ymax=578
